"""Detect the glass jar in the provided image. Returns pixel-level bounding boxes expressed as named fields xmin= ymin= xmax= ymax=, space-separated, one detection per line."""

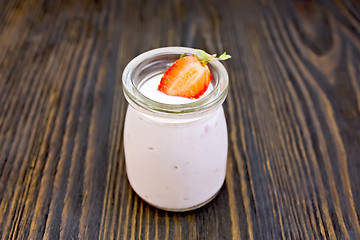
xmin=122 ymin=47 xmax=229 ymax=211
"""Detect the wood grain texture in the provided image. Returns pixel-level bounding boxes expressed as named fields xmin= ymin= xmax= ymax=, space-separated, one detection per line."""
xmin=0 ymin=0 xmax=359 ymax=239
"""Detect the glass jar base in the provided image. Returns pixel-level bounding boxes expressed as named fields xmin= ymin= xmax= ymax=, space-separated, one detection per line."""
xmin=135 ymin=188 xmax=222 ymax=212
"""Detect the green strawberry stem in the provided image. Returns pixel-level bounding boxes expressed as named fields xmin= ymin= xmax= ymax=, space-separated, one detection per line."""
xmin=180 ymin=49 xmax=231 ymax=66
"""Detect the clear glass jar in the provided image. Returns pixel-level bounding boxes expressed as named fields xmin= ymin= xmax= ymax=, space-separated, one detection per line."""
xmin=122 ymin=47 xmax=229 ymax=211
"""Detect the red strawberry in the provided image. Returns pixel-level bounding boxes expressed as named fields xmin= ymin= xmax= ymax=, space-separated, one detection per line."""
xmin=158 ymin=50 xmax=231 ymax=99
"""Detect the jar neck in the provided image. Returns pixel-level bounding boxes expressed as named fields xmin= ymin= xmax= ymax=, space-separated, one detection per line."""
xmin=127 ymin=104 xmax=224 ymax=125
xmin=122 ymin=47 xmax=229 ymax=119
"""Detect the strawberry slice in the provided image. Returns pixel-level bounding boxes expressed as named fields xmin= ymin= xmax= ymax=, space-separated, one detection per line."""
xmin=158 ymin=56 xmax=211 ymax=99
xmin=158 ymin=50 xmax=231 ymax=99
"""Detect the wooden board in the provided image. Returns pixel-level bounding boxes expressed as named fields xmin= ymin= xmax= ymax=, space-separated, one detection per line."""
xmin=0 ymin=0 xmax=359 ymax=239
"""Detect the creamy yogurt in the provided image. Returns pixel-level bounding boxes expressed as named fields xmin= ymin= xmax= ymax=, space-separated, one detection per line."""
xmin=124 ymin=74 xmax=228 ymax=210
xmin=139 ymin=74 xmax=213 ymax=104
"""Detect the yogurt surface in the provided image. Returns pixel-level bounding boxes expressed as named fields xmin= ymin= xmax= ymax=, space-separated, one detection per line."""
xmin=139 ymin=74 xmax=213 ymax=104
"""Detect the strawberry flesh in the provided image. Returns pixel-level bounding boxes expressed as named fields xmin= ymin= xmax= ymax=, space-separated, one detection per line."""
xmin=158 ymin=56 xmax=212 ymax=99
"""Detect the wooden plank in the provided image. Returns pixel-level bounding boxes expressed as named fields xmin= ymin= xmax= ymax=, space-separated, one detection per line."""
xmin=0 ymin=0 xmax=359 ymax=239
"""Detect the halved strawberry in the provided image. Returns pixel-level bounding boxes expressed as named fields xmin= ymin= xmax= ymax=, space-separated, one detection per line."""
xmin=158 ymin=50 xmax=231 ymax=99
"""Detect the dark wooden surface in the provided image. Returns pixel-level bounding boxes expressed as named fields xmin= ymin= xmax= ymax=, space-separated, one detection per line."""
xmin=0 ymin=0 xmax=359 ymax=239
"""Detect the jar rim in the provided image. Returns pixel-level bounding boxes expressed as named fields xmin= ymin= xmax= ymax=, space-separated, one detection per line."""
xmin=122 ymin=47 xmax=229 ymax=116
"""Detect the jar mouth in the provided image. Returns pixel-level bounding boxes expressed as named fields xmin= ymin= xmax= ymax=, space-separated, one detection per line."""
xmin=122 ymin=47 xmax=229 ymax=116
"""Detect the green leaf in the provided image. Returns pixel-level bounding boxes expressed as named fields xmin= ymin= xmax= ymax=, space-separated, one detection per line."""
xmin=217 ymin=52 xmax=232 ymax=61
xmin=197 ymin=49 xmax=209 ymax=60
xmin=180 ymin=52 xmax=191 ymax=58
xmin=180 ymin=49 xmax=231 ymax=65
